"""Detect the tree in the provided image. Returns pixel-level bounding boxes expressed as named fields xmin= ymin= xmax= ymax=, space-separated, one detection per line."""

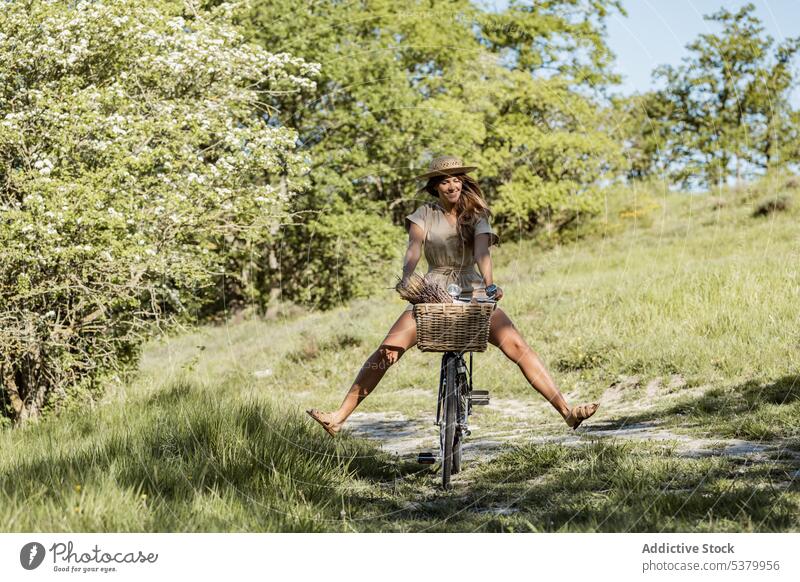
xmin=0 ymin=0 xmax=316 ymax=422
xmin=627 ymin=3 xmax=800 ymax=188
xmin=229 ymin=0 xmax=624 ymax=308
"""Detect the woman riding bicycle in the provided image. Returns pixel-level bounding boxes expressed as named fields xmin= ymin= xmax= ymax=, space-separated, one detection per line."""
xmin=307 ymin=155 xmax=598 ymax=436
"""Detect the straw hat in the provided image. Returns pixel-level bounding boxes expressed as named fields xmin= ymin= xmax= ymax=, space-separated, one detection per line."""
xmin=414 ymin=155 xmax=478 ymax=181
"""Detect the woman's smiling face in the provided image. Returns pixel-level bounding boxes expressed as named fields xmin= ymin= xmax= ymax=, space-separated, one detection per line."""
xmin=435 ymin=175 xmax=462 ymax=206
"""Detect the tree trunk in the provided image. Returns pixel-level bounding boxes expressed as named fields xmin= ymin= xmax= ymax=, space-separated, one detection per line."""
xmin=2 ymin=353 xmax=47 ymax=425
xmin=265 ymin=176 xmax=286 ymax=318
xmin=1 ymin=365 xmax=24 ymax=418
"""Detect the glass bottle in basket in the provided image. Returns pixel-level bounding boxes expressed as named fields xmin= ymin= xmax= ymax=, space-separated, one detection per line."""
xmin=447 ymin=283 xmax=462 ymax=303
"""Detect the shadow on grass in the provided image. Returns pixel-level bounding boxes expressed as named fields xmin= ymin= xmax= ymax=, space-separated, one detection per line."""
xmin=345 ymin=440 xmax=800 ymax=532
xmin=3 ymin=377 xmax=797 ymax=532
xmin=588 ymin=375 xmax=800 ymax=440
xmin=1 ymin=378 xmax=416 ymax=531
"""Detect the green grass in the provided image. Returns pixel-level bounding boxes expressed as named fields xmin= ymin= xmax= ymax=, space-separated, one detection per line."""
xmin=0 ymin=375 xmax=412 ymax=531
xmin=343 ymin=441 xmax=798 ymax=532
xmin=2 ymin=177 xmax=799 ymax=531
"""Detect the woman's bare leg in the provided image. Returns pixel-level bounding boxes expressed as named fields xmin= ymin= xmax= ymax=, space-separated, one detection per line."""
xmin=308 ymin=309 xmax=417 ymax=434
xmin=488 ymin=307 xmax=574 ymax=421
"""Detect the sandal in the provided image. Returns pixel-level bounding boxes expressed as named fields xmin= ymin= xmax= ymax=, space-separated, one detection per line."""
xmin=565 ymin=403 xmax=599 ymax=430
xmin=306 ymin=409 xmax=340 ymax=438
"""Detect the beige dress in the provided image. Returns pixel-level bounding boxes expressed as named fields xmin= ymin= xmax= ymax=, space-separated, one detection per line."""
xmin=403 ymin=201 xmax=500 ymax=312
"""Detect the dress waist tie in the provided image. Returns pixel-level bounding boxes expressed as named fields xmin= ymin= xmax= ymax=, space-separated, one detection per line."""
xmin=428 ymin=266 xmax=477 ymax=287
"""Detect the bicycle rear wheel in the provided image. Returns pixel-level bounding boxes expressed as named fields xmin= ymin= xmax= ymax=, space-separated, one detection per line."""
xmin=440 ymin=356 xmax=458 ymax=489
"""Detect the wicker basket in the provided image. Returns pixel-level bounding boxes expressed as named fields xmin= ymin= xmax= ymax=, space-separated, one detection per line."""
xmin=413 ymin=302 xmax=496 ymax=352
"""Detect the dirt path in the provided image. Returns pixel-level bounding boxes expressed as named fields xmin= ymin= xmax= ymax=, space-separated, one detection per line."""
xmin=344 ymin=375 xmax=800 ymax=468
xmin=345 ymin=409 xmax=796 ymax=462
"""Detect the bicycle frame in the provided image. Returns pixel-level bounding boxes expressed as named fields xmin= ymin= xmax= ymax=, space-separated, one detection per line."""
xmin=435 ymin=351 xmax=472 ymax=427
xmin=435 ymin=296 xmax=493 ymax=430
xmin=421 ymin=295 xmax=496 ymax=488
xmin=435 ymin=349 xmax=476 ymax=489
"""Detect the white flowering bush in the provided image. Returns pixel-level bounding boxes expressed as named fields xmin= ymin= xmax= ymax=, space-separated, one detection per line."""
xmin=0 ymin=0 xmax=319 ymax=423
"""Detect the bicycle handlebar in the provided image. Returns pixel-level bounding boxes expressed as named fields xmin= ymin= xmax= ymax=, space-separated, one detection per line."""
xmin=452 ymin=297 xmax=497 ymax=306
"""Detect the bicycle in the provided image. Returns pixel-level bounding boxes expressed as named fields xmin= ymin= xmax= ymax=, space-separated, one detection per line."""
xmin=414 ymin=286 xmax=497 ymax=489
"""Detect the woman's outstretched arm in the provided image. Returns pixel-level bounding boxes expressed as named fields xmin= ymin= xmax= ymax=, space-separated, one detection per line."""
xmin=402 ymin=223 xmax=425 ymax=280
xmin=474 ymin=233 xmax=493 ymax=285
xmin=474 ymin=233 xmax=503 ymax=299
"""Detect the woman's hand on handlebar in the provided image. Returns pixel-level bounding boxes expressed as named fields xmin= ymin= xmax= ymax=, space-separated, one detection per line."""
xmin=486 ymin=284 xmax=503 ymax=301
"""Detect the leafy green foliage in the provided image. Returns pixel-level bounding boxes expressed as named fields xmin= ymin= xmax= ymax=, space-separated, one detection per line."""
xmin=278 ymin=199 xmax=403 ymax=310
xmin=620 ymin=3 xmax=800 ymax=187
xmin=233 ymin=0 xmax=624 ymax=307
xmin=0 ymin=0 xmax=316 ymax=422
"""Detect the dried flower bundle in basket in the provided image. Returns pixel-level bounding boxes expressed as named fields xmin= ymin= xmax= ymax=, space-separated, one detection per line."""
xmin=394 ymin=272 xmax=453 ymax=304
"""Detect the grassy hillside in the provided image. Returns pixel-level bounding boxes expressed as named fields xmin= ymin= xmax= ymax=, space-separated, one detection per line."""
xmin=2 ymin=177 xmax=798 ymax=532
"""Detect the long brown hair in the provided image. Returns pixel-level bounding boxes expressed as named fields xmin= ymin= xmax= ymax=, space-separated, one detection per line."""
xmin=423 ymin=173 xmax=491 ymax=243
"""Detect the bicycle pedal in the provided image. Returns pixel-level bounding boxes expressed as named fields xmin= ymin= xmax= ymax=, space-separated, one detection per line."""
xmin=417 ymin=452 xmax=436 ymax=464
xmin=469 ymin=390 xmax=490 ymax=405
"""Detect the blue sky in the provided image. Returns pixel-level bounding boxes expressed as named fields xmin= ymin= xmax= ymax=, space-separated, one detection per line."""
xmin=479 ymin=1 xmax=800 ymax=101
xmin=606 ymin=1 xmax=800 ymax=97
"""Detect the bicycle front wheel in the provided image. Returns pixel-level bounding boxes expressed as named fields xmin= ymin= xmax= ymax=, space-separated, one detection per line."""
xmin=452 ymin=378 xmax=466 ymax=474
xmin=440 ymin=355 xmax=458 ymax=490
